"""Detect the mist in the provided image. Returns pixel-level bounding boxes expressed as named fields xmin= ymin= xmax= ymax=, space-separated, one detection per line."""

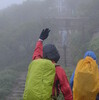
xmin=0 ymin=0 xmax=27 ymax=9
xmin=0 ymin=0 xmax=99 ymax=99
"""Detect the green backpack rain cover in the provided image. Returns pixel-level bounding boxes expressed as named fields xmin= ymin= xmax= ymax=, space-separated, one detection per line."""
xmin=23 ymin=59 xmax=55 ymax=100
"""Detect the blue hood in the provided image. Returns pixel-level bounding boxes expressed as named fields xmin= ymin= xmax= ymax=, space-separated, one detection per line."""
xmin=84 ymin=51 xmax=97 ymax=61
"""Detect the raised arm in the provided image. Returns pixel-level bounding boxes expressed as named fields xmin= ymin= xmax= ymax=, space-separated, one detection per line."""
xmin=32 ymin=40 xmax=43 ymax=60
xmin=32 ymin=28 xmax=50 ymax=60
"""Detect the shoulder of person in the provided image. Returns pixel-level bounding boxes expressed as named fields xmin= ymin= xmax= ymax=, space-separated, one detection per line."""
xmin=55 ymin=64 xmax=65 ymax=71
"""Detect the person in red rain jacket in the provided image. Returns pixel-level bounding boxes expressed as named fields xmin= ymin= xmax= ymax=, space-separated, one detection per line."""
xmin=32 ymin=28 xmax=73 ymax=100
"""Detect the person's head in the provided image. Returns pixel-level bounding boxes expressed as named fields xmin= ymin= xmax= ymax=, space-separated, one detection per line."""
xmin=43 ymin=44 xmax=60 ymax=63
xmin=84 ymin=51 xmax=97 ymax=61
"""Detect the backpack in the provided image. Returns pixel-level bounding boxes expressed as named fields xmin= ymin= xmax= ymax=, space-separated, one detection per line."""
xmin=23 ymin=59 xmax=55 ymax=100
xmin=73 ymin=57 xmax=99 ymax=100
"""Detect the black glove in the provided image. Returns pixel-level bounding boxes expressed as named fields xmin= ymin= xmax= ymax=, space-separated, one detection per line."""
xmin=39 ymin=28 xmax=50 ymax=40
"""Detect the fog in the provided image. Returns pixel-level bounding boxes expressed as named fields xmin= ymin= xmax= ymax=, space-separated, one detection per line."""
xmin=0 ymin=0 xmax=27 ymax=9
xmin=0 ymin=0 xmax=99 ymax=99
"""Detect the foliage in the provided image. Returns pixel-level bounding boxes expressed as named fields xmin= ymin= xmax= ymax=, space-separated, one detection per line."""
xmin=88 ymin=35 xmax=99 ymax=63
xmin=70 ymin=30 xmax=93 ymax=66
xmin=0 ymin=61 xmax=28 ymax=100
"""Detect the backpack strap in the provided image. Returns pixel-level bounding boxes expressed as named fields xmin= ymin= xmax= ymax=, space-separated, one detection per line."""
xmin=55 ymin=65 xmax=60 ymax=97
xmin=52 ymin=65 xmax=60 ymax=100
xmin=56 ymin=79 xmax=60 ymax=96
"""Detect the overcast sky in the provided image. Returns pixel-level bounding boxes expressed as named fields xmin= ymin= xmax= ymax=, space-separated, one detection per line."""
xmin=0 ymin=0 xmax=26 ymax=10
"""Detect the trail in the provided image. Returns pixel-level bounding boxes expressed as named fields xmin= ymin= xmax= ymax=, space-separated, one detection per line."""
xmin=6 ymin=72 xmax=27 ymax=100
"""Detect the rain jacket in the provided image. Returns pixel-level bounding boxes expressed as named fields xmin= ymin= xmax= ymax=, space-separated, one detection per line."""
xmin=32 ymin=40 xmax=73 ymax=100
xmin=70 ymin=51 xmax=99 ymax=99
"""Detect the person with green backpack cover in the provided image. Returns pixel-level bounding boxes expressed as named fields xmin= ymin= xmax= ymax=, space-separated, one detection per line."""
xmin=23 ymin=28 xmax=73 ymax=100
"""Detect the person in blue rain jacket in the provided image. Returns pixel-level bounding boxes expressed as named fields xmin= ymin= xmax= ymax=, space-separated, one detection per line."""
xmin=70 ymin=50 xmax=99 ymax=100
